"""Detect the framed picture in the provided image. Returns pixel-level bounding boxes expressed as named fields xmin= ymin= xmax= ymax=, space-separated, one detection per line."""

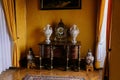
xmin=40 ymin=0 xmax=81 ymax=10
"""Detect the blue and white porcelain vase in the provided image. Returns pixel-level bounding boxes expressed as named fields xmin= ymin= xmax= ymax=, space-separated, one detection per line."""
xmin=86 ymin=49 xmax=94 ymax=66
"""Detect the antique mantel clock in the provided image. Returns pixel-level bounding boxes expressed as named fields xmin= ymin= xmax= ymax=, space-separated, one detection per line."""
xmin=54 ymin=19 xmax=68 ymax=42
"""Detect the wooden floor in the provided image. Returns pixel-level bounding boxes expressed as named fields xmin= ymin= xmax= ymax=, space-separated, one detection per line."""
xmin=0 ymin=68 xmax=102 ymax=80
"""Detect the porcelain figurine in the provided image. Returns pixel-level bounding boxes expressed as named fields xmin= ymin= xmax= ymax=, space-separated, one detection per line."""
xmin=43 ymin=24 xmax=53 ymax=44
xmin=86 ymin=49 xmax=94 ymax=66
xmin=27 ymin=48 xmax=34 ymax=62
xmin=70 ymin=24 xmax=79 ymax=44
xmin=27 ymin=48 xmax=36 ymax=68
xmin=27 ymin=51 xmax=33 ymax=61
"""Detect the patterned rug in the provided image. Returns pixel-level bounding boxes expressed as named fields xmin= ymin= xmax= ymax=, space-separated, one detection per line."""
xmin=23 ymin=75 xmax=85 ymax=80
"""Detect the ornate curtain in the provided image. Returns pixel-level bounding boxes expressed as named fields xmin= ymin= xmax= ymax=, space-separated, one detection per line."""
xmin=2 ymin=0 xmax=20 ymax=67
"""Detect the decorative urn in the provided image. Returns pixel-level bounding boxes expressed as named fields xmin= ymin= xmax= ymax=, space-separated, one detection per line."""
xmin=43 ymin=24 xmax=53 ymax=44
xmin=70 ymin=24 xmax=79 ymax=44
xmin=86 ymin=49 xmax=94 ymax=66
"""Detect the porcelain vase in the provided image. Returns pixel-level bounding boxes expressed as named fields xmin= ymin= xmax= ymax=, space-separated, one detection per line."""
xmin=43 ymin=24 xmax=52 ymax=44
xmin=70 ymin=24 xmax=79 ymax=44
xmin=86 ymin=49 xmax=94 ymax=66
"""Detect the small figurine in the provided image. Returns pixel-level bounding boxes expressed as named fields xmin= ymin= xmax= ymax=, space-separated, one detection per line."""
xmin=43 ymin=24 xmax=53 ymax=44
xmin=27 ymin=48 xmax=35 ymax=69
xmin=27 ymin=48 xmax=34 ymax=58
xmin=86 ymin=49 xmax=94 ymax=66
xmin=70 ymin=24 xmax=79 ymax=44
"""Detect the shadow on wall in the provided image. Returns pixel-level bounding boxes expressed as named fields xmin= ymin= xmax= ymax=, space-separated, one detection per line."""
xmin=19 ymin=51 xmax=27 ymax=68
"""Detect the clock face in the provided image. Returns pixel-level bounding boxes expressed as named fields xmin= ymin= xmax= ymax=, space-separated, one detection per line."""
xmin=55 ymin=27 xmax=65 ymax=39
xmin=57 ymin=27 xmax=64 ymax=35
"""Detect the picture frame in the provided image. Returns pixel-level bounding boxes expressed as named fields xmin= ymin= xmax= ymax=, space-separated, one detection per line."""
xmin=40 ymin=0 xmax=81 ymax=10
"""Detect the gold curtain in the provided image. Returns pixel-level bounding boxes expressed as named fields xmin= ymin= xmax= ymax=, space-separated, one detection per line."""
xmin=95 ymin=0 xmax=106 ymax=69
xmin=2 ymin=0 xmax=20 ymax=67
xmin=103 ymin=0 xmax=112 ymax=79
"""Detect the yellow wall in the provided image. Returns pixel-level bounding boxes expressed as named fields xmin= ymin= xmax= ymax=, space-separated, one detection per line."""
xmin=16 ymin=0 xmax=27 ymax=57
xmin=26 ymin=0 xmax=97 ymax=57
xmin=110 ymin=0 xmax=120 ymax=79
